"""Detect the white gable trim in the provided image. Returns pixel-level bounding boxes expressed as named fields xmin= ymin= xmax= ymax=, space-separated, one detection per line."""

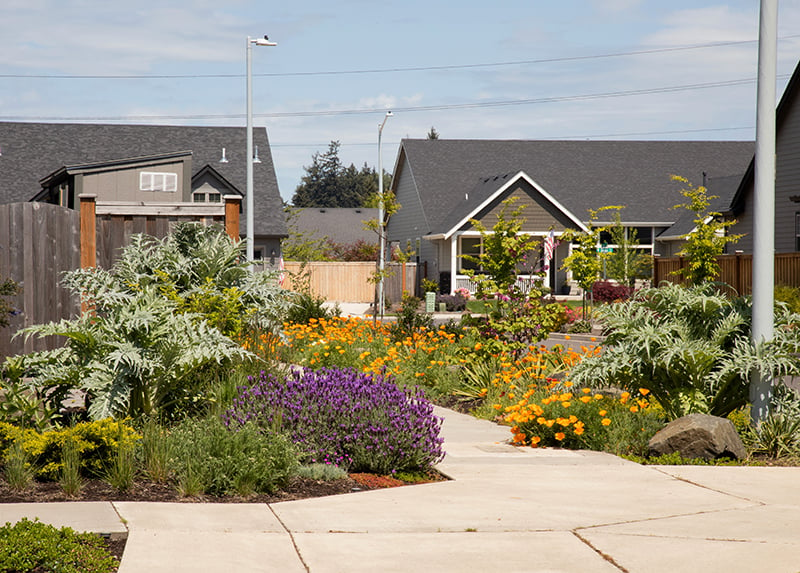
xmin=442 ymin=171 xmax=588 ymax=240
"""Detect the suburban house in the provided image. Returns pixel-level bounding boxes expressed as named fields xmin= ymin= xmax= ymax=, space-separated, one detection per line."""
xmin=0 ymin=122 xmax=287 ymax=259
xmin=386 ymin=139 xmax=754 ymax=295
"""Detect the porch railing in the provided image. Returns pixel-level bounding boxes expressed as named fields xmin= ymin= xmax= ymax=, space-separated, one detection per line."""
xmin=453 ymin=275 xmax=544 ymax=295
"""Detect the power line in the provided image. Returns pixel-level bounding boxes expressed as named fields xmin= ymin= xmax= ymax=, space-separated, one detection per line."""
xmin=2 ymin=36 xmax=797 ymax=80
xmin=1 ymin=75 xmax=780 ymax=123
xmin=272 ymin=126 xmax=755 ymax=149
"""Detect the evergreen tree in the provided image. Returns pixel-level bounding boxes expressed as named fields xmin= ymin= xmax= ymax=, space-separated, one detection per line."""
xmin=292 ymin=142 xmax=386 ymax=207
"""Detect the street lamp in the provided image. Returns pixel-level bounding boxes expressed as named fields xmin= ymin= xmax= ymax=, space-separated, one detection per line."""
xmin=377 ymin=111 xmax=393 ymax=319
xmin=246 ymin=35 xmax=276 ymax=270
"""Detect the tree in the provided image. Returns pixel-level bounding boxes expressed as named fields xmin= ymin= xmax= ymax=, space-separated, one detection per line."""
xmin=427 ymin=127 xmax=440 ymax=140
xmin=671 ymin=175 xmax=742 ymax=285
xmin=561 ymin=207 xmax=611 ymax=312
xmin=460 ymin=198 xmax=539 ymax=297
xmin=603 ymin=209 xmax=653 ymax=285
xmin=292 ymin=141 xmax=388 ymax=208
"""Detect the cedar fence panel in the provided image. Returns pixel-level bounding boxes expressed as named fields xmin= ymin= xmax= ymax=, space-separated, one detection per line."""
xmin=280 ymin=261 xmax=417 ymax=304
xmin=653 ymin=252 xmax=800 ymax=294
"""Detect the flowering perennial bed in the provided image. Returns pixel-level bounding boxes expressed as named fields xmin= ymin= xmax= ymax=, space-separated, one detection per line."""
xmin=223 ymin=367 xmax=445 ymax=474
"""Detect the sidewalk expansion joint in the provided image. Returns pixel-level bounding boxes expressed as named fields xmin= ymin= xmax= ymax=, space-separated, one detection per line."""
xmin=575 ymin=504 xmax=763 ymax=534
xmin=109 ymin=502 xmax=130 ymax=540
xmin=268 ymin=504 xmax=310 ymax=573
xmin=572 ymin=529 xmax=630 ymax=573
xmin=652 ymin=467 xmax=769 ymax=505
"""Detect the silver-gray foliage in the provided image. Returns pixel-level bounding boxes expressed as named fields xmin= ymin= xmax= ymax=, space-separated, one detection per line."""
xmin=569 ymin=283 xmax=800 ymax=420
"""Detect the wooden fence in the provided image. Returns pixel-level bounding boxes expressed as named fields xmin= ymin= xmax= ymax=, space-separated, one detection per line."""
xmin=280 ymin=261 xmax=418 ymax=304
xmin=653 ymin=252 xmax=800 ymax=294
xmin=0 ymin=202 xmax=80 ymax=357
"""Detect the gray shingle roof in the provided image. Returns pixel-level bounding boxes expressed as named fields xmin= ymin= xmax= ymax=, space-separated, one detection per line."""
xmin=0 ymin=122 xmax=286 ymax=237
xmin=293 ymin=207 xmax=379 ymax=245
xmin=396 ymin=139 xmax=754 ymax=235
xmin=660 ymin=173 xmax=744 ymax=239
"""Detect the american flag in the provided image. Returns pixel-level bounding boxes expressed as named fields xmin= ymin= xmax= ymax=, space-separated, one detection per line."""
xmin=543 ymin=230 xmax=556 ymax=270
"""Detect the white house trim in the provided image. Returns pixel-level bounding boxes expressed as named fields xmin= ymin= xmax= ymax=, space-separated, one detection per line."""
xmin=442 ymin=170 xmax=588 ymax=240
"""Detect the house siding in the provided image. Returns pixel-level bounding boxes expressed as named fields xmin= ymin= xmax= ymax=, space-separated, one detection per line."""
xmin=81 ymin=161 xmax=186 ymax=203
xmin=733 ymin=90 xmax=800 ymax=254
xmin=775 ymin=95 xmax=800 ymax=252
xmin=466 ymin=184 xmax=572 ymax=234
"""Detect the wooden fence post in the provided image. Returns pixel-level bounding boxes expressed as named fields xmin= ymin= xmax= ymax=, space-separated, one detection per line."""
xmin=224 ymin=195 xmax=242 ymax=242
xmin=79 ymin=194 xmax=97 ymax=269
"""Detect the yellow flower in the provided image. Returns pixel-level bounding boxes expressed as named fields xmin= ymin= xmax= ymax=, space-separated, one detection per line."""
xmin=601 ymin=418 xmax=612 ymax=426
xmin=580 ymin=396 xmax=592 ymax=404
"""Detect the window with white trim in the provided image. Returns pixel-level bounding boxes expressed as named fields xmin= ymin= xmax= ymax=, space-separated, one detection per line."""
xmin=459 ymin=237 xmax=482 ymax=271
xmin=140 ymin=172 xmax=178 ymax=193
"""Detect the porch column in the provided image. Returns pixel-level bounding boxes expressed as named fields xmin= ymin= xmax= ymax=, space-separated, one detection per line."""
xmin=450 ymin=235 xmax=458 ymax=295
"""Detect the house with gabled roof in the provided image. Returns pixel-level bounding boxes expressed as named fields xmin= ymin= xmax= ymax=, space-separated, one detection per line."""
xmin=387 ymin=139 xmax=753 ymax=295
xmin=0 ymin=121 xmax=287 ymax=260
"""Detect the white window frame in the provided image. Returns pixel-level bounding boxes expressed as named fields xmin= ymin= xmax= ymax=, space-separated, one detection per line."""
xmin=140 ymin=172 xmax=178 ymax=193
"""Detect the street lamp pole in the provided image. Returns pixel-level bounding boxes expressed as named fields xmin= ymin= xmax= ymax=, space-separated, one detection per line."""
xmin=377 ymin=111 xmax=393 ymax=319
xmin=246 ymin=35 xmax=276 ymax=270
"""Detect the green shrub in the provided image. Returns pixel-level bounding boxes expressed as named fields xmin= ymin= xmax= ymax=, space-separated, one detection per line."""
xmin=297 ymin=463 xmax=348 ymax=481
xmin=14 ymin=222 xmax=291 ymax=421
xmin=167 ymin=416 xmax=298 ymax=497
xmin=286 ymin=290 xmax=337 ymax=325
xmin=774 ymin=285 xmax=800 ymax=314
xmin=0 ymin=518 xmax=118 ymax=573
xmin=389 ymin=293 xmax=433 ymax=341
xmin=0 ymin=419 xmax=139 ymax=481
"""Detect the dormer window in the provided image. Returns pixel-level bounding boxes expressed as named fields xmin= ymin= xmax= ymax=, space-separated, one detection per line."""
xmin=192 ymin=191 xmax=221 ymax=203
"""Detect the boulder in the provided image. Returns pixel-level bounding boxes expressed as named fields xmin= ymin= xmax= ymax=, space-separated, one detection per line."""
xmin=648 ymin=413 xmax=746 ymax=460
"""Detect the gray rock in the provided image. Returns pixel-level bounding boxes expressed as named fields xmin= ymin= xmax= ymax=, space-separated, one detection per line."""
xmin=648 ymin=413 xmax=747 ymax=460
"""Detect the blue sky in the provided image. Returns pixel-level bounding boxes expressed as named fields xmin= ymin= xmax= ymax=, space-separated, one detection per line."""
xmin=2 ymin=1 xmax=800 ymax=201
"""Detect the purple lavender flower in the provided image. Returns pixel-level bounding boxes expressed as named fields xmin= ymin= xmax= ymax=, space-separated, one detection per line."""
xmin=222 ymin=367 xmax=445 ymax=474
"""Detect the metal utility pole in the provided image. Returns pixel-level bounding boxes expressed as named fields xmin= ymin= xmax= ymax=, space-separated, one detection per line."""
xmin=751 ymin=0 xmax=778 ymax=424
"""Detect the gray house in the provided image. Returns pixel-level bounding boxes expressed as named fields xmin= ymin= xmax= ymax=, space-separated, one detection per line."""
xmin=0 ymin=122 xmax=287 ymax=258
xmin=387 ymin=139 xmax=753 ymax=294
xmin=729 ymin=58 xmax=800 ymax=253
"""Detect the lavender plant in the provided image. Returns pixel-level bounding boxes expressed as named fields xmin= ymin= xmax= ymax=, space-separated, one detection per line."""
xmin=223 ymin=367 xmax=445 ymax=474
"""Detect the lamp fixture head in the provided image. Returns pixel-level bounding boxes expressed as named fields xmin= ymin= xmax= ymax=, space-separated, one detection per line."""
xmin=252 ymin=35 xmax=277 ymax=46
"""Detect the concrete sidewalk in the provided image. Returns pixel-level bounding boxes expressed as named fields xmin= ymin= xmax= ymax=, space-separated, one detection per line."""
xmin=2 ymin=408 xmax=800 ymax=572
